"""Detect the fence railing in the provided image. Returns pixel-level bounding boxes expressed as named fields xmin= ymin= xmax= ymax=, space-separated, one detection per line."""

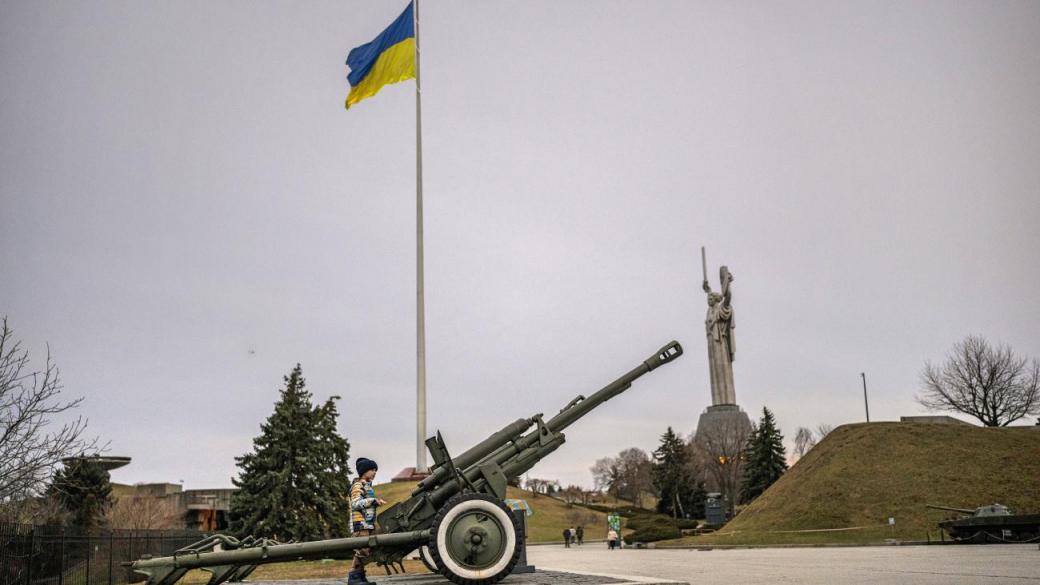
xmin=0 ymin=523 xmax=209 ymax=585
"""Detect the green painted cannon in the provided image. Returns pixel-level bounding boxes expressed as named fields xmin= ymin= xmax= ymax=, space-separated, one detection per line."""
xmin=129 ymin=341 xmax=683 ymax=585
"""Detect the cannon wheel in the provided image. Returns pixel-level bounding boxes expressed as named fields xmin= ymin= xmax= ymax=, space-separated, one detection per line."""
xmin=428 ymin=492 xmax=521 ymax=585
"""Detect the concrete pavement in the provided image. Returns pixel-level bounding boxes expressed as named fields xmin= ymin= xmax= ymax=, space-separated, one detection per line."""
xmin=244 ymin=569 xmax=683 ymax=585
xmin=529 ymin=543 xmax=1040 ymax=584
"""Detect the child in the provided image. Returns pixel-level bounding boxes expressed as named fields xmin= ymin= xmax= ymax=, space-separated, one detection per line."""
xmin=348 ymin=458 xmax=387 ymax=585
xmin=607 ymin=528 xmax=619 ymax=550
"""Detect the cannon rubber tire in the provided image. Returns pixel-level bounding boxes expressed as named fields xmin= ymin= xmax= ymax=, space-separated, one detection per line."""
xmin=428 ymin=492 xmax=521 ymax=585
xmin=418 ymin=545 xmax=440 ymax=574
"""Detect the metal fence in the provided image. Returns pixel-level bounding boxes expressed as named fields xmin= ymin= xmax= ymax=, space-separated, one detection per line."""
xmin=0 ymin=523 xmax=209 ymax=585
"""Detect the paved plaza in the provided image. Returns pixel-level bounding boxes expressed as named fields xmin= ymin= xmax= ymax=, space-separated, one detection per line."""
xmin=529 ymin=543 xmax=1040 ymax=585
xmin=243 ymin=569 xmax=681 ymax=585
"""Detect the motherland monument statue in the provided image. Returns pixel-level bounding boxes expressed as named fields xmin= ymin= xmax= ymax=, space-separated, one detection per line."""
xmin=693 ymin=247 xmax=752 ymax=512
xmin=702 ymin=246 xmax=737 ymax=406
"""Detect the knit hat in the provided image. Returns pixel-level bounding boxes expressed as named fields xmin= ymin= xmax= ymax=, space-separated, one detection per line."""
xmin=355 ymin=457 xmax=378 ymax=476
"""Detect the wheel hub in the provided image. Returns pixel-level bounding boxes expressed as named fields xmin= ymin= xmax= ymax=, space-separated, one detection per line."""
xmin=446 ymin=513 xmax=505 ymax=569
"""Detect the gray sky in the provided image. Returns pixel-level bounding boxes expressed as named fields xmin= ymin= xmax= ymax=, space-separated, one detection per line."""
xmin=2 ymin=1 xmax=1038 ymax=490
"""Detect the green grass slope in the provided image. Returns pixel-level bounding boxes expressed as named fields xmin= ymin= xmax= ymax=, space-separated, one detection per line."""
xmin=668 ymin=422 xmax=1040 ymax=545
xmin=373 ymin=481 xmax=608 ymax=543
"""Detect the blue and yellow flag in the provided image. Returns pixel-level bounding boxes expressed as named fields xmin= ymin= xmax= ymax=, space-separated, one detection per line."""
xmin=345 ymin=2 xmax=415 ymax=109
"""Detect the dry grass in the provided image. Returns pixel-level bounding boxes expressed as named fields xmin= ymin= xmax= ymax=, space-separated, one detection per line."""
xmin=663 ymin=422 xmax=1040 ymax=546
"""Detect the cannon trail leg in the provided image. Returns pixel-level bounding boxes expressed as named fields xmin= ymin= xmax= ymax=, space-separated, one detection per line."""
xmin=135 ymin=566 xmax=190 ymax=585
xmin=202 ymin=564 xmax=240 ymax=585
xmin=227 ymin=564 xmax=259 ymax=582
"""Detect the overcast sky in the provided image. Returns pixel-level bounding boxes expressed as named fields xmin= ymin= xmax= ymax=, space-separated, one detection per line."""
xmin=2 ymin=1 xmax=1038 ymax=490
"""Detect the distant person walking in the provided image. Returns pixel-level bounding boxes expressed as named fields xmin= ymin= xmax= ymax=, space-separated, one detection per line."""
xmin=575 ymin=525 xmax=584 ymax=545
xmin=562 ymin=527 xmax=571 ymax=547
xmin=607 ymin=528 xmax=619 ymax=550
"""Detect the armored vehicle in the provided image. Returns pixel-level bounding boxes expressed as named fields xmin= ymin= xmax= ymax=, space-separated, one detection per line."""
xmin=928 ymin=504 xmax=1040 ymax=543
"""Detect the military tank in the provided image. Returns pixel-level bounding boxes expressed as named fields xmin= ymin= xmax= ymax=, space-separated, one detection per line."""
xmin=928 ymin=504 xmax=1040 ymax=543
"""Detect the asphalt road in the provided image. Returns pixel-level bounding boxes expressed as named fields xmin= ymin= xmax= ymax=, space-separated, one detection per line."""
xmin=529 ymin=543 xmax=1040 ymax=584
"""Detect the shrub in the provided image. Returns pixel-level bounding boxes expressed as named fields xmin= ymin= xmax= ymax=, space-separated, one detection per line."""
xmin=623 ymin=524 xmax=682 ymax=544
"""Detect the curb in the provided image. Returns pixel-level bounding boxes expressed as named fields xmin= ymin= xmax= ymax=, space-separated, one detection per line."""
xmin=537 ymin=566 xmax=684 ymax=585
xmin=654 ymin=540 xmax=941 ymax=550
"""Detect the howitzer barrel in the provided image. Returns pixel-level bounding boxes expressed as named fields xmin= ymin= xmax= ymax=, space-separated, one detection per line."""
xmin=130 ymin=530 xmax=430 ymax=574
xmin=544 ymin=341 xmax=682 ymax=433
xmin=927 ymin=505 xmax=975 ymax=515
xmin=424 ymin=341 xmax=682 ymax=509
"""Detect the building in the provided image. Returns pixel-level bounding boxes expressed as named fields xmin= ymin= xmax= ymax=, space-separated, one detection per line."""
xmin=111 ymin=483 xmax=236 ymax=531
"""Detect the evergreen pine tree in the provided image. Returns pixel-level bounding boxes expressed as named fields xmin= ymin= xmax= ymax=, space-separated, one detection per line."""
xmin=309 ymin=393 xmax=353 ymax=536
xmin=740 ymin=407 xmax=788 ymax=502
xmin=652 ymin=427 xmax=703 ymax=519
xmin=48 ymin=458 xmax=112 ymax=528
xmin=687 ymin=478 xmax=708 ymax=520
xmin=229 ymin=364 xmax=352 ymax=540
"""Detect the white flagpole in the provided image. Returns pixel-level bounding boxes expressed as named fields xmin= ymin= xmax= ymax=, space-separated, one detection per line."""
xmin=413 ymin=0 xmax=428 ymax=473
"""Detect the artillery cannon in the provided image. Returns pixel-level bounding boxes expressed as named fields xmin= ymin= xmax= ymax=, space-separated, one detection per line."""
xmin=129 ymin=341 xmax=683 ymax=585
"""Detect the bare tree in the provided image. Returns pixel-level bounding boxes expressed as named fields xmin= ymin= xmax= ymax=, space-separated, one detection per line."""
xmin=590 ymin=449 xmax=654 ymax=507
xmin=580 ymin=489 xmax=597 ymax=505
xmin=0 ymin=494 xmax=67 ymax=525
xmin=105 ymin=496 xmax=181 ymax=529
xmin=918 ymin=336 xmax=1040 ymax=426
xmin=0 ymin=318 xmax=98 ymax=503
xmin=523 ymin=477 xmax=558 ymax=496
xmin=590 ymin=457 xmax=620 ymax=495
xmin=815 ymin=424 xmax=834 ymax=439
xmin=559 ymin=485 xmax=584 ymax=506
xmin=793 ymin=427 xmax=816 ymax=459
xmin=615 ymin=448 xmax=654 ymax=508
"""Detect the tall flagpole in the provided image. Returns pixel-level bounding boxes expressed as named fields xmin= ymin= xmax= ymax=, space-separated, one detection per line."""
xmin=413 ymin=0 xmax=428 ymax=473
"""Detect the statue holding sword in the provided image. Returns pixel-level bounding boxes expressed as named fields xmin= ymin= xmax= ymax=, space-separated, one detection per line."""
xmin=701 ymin=247 xmax=737 ymax=406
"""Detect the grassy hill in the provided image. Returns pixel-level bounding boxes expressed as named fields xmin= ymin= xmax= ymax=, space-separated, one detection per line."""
xmin=374 ymin=481 xmax=608 ymax=543
xmin=665 ymin=422 xmax=1040 ymax=546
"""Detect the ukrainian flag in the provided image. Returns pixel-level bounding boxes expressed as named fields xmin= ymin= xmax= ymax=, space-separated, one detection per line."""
xmin=345 ymin=2 xmax=415 ymax=109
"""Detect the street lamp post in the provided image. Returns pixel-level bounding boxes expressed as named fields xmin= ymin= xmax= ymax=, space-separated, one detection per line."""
xmin=860 ymin=372 xmax=870 ymax=423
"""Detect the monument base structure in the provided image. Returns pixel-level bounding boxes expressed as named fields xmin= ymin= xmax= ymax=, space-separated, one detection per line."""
xmin=392 ymin=467 xmax=432 ymax=482
xmin=694 ymin=404 xmax=752 ymax=439
xmin=692 ymin=404 xmax=752 ymax=512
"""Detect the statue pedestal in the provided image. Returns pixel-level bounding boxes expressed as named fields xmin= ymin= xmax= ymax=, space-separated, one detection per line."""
xmin=692 ymin=404 xmax=753 ymax=502
xmin=694 ymin=404 xmax=752 ymax=436
xmin=391 ymin=467 xmax=431 ymax=482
